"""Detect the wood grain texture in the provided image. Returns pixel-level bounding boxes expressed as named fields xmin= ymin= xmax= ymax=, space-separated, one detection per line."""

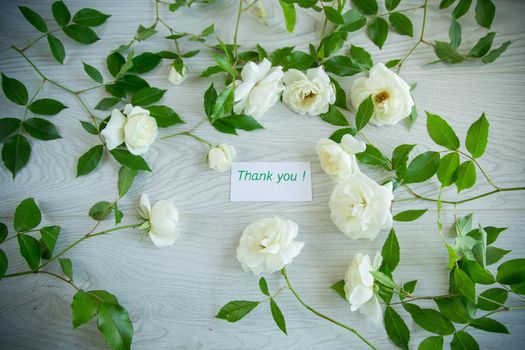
xmin=1 ymin=0 xmax=525 ymax=349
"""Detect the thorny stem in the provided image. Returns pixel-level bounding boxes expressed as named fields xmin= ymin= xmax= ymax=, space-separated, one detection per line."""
xmin=402 ymin=185 xmax=525 ymax=205
xmin=281 ymin=268 xmax=378 ymax=350
xmin=457 ymin=149 xmax=500 ymax=190
xmin=233 ymin=0 xmax=243 ymax=63
xmin=161 ymin=131 xmax=212 ymax=147
xmin=396 ymin=0 xmax=429 ymax=73
xmin=39 ymin=271 xmax=80 ymax=291
xmin=377 ymin=4 xmax=425 ymax=17
xmin=20 ymin=28 xmax=62 ymax=52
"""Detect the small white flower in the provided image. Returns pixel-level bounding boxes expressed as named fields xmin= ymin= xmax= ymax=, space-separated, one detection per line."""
xmin=344 ymin=252 xmax=383 ymax=324
xmin=236 ymin=217 xmax=305 ymax=274
xmin=316 ymin=134 xmax=365 ymax=180
xmin=101 ymin=104 xmax=158 ymax=155
xmin=233 ymin=58 xmax=284 ymax=118
xmin=168 ymin=64 xmax=188 ymax=85
xmin=208 ymin=143 xmax=236 ymax=172
xmin=329 ymin=171 xmax=393 ymax=240
xmin=350 ymin=63 xmax=414 ymax=126
xmin=137 ymin=194 xmax=179 ymax=247
xmin=282 ymin=66 xmax=335 ymax=116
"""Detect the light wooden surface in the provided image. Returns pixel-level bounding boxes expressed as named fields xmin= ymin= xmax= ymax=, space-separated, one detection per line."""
xmin=1 ymin=0 xmax=525 ymax=349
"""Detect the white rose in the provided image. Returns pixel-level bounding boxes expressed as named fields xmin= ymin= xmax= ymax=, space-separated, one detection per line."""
xmin=282 ymin=66 xmax=335 ymax=116
xmin=350 ymin=63 xmax=414 ymax=126
xmin=344 ymin=252 xmax=383 ymax=324
xmin=101 ymin=104 xmax=158 ymax=155
xmin=316 ymin=134 xmax=365 ymax=180
xmin=236 ymin=217 xmax=305 ymax=274
xmin=233 ymin=58 xmax=284 ymax=118
xmin=137 ymin=194 xmax=179 ymax=247
xmin=329 ymin=171 xmax=393 ymax=240
xmin=168 ymin=64 xmax=188 ymax=85
xmin=208 ymin=143 xmax=236 ymax=172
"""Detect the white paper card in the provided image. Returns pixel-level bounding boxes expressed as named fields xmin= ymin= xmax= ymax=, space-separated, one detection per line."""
xmin=230 ymin=162 xmax=312 ymax=202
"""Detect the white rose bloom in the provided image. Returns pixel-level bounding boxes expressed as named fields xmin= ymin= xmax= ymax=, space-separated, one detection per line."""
xmin=137 ymin=194 xmax=179 ymax=247
xmin=208 ymin=144 xmax=236 ymax=172
xmin=329 ymin=172 xmax=393 ymax=240
xmin=233 ymin=58 xmax=284 ymax=118
xmin=282 ymin=66 xmax=335 ymax=116
xmin=236 ymin=217 xmax=305 ymax=274
xmin=316 ymin=134 xmax=365 ymax=180
xmin=101 ymin=104 xmax=158 ymax=155
xmin=350 ymin=63 xmax=414 ymax=126
xmin=168 ymin=64 xmax=188 ymax=85
xmin=344 ymin=252 xmax=383 ymax=324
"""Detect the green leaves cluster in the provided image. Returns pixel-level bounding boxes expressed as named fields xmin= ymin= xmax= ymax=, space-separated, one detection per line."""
xmin=1 ymin=73 xmax=66 ymax=177
xmin=20 ymin=2 xmax=110 ymax=64
xmin=216 ymin=277 xmax=287 ymax=334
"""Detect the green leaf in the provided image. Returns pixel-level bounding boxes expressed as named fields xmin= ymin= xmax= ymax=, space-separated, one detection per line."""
xmin=89 ymin=201 xmax=113 ymax=221
xmin=485 ymin=226 xmax=506 ymax=245
xmin=449 ymin=18 xmax=462 ymax=50
xmin=394 ymin=209 xmax=428 ymax=222
xmin=453 ymin=267 xmax=476 ymax=303
xmin=2 ymin=134 xmax=31 ymax=178
xmin=270 ymin=298 xmax=287 ymax=334
xmin=349 ymin=45 xmax=372 ymax=71
xmin=323 ymin=56 xmax=362 ymax=76
xmin=386 ymin=59 xmax=401 ymax=68
xmin=203 ymin=83 xmax=217 ymax=118
xmin=437 ymin=152 xmax=460 ymax=187
xmin=24 ymin=118 xmax=61 ymax=141
xmin=17 ymin=234 xmax=40 ymax=270
xmin=497 ymin=258 xmax=525 ymax=285
xmin=118 ymin=166 xmax=137 ymax=197
xmin=404 ymin=303 xmax=455 ymax=335
xmin=461 ymin=259 xmax=494 ymax=284
xmin=330 ymin=280 xmax=346 ymax=300
xmin=465 ymin=113 xmax=489 ymax=158
xmin=470 ymin=317 xmax=509 ymax=334
xmin=385 ymin=0 xmax=401 ymax=11
xmin=384 ymin=306 xmax=410 ymax=350
xmin=475 ymin=0 xmax=495 ymax=29
xmin=52 ymin=1 xmax=71 ymax=26
xmin=451 ymin=331 xmax=479 ymax=350
xmin=113 ymin=202 xmax=123 ymax=225
xmin=440 ymin=0 xmax=457 ymax=9
xmin=19 ymin=6 xmax=47 ymax=32
xmin=220 ymin=114 xmax=264 ymax=131
xmin=0 ymin=249 xmax=7 ymax=278
xmin=389 ymin=12 xmax=413 ymax=37
xmin=455 ymin=161 xmax=476 ymax=192
xmin=433 ymin=41 xmax=465 ymax=64
xmin=258 ymin=277 xmax=269 ymax=296
xmin=89 ymin=290 xmax=118 ymax=304
xmin=477 ymin=288 xmax=508 ymax=311
xmin=14 ymin=198 xmax=41 ymax=232
xmin=381 ymin=229 xmax=400 ymax=271
xmin=330 ymin=77 xmax=348 ymax=110
xmin=131 ymin=87 xmax=166 ymax=107
xmin=216 ymin=300 xmax=260 ymax=322
xmin=324 ymin=7 xmax=344 ymax=24
xmin=329 ymin=128 xmax=356 ymax=143
xmin=403 ymin=151 xmax=440 ymax=184
xmin=1 ymin=73 xmax=28 ymax=106
xmin=355 ymin=95 xmax=374 ymax=130
xmin=486 ymin=246 xmax=510 ymax=265
xmin=73 ymin=8 xmax=111 ymax=27
xmin=279 ymin=0 xmax=296 ymax=32
xmin=426 ymin=112 xmax=460 ymax=150
xmin=95 ymin=97 xmax=120 ymax=111
xmin=71 ymin=290 xmax=98 ymax=328
xmin=435 ymin=297 xmax=470 ymax=324
xmin=281 ymin=51 xmax=316 ymax=70
xmin=77 ymin=145 xmax=103 ymax=177
xmin=110 ymin=149 xmax=151 ymax=171
xmin=481 ymin=41 xmax=512 ymax=64
xmin=211 ymin=86 xmax=234 ymax=122
xmin=97 ymin=302 xmax=134 ymax=350
xmin=63 ymin=24 xmax=99 ymax=44
xmin=129 ymin=52 xmax=162 ymax=74
xmin=392 ymin=144 xmax=415 ymax=172
xmin=452 ymin=0 xmax=472 ymax=19
xmin=356 ymin=144 xmax=389 ymax=167
xmin=320 ymin=105 xmax=348 ymax=126
xmin=60 ymin=258 xmax=73 ymax=280
xmin=83 ymin=62 xmax=103 ymax=84
xmin=372 ymin=271 xmax=398 ymax=290
xmin=116 ymin=74 xmax=149 ymax=93
xmin=144 ymin=105 xmax=183 ymax=128
xmin=29 ymin=98 xmax=67 ymax=116
xmin=351 ymin=0 xmax=378 ymax=15
xmin=211 ymin=54 xmax=237 ymax=78
xmin=0 ymin=118 xmax=22 ymax=142
xmin=40 ymin=225 xmax=60 ymax=254
xmin=47 ymin=34 xmax=66 ymax=64
xmin=0 ymin=223 xmax=7 ymax=243
xmin=468 ymin=32 xmax=496 ymax=58
xmin=107 ymin=52 xmax=125 ymax=78
xmin=367 ymin=17 xmax=388 ymax=48
xmin=418 ymin=336 xmax=444 ymax=350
